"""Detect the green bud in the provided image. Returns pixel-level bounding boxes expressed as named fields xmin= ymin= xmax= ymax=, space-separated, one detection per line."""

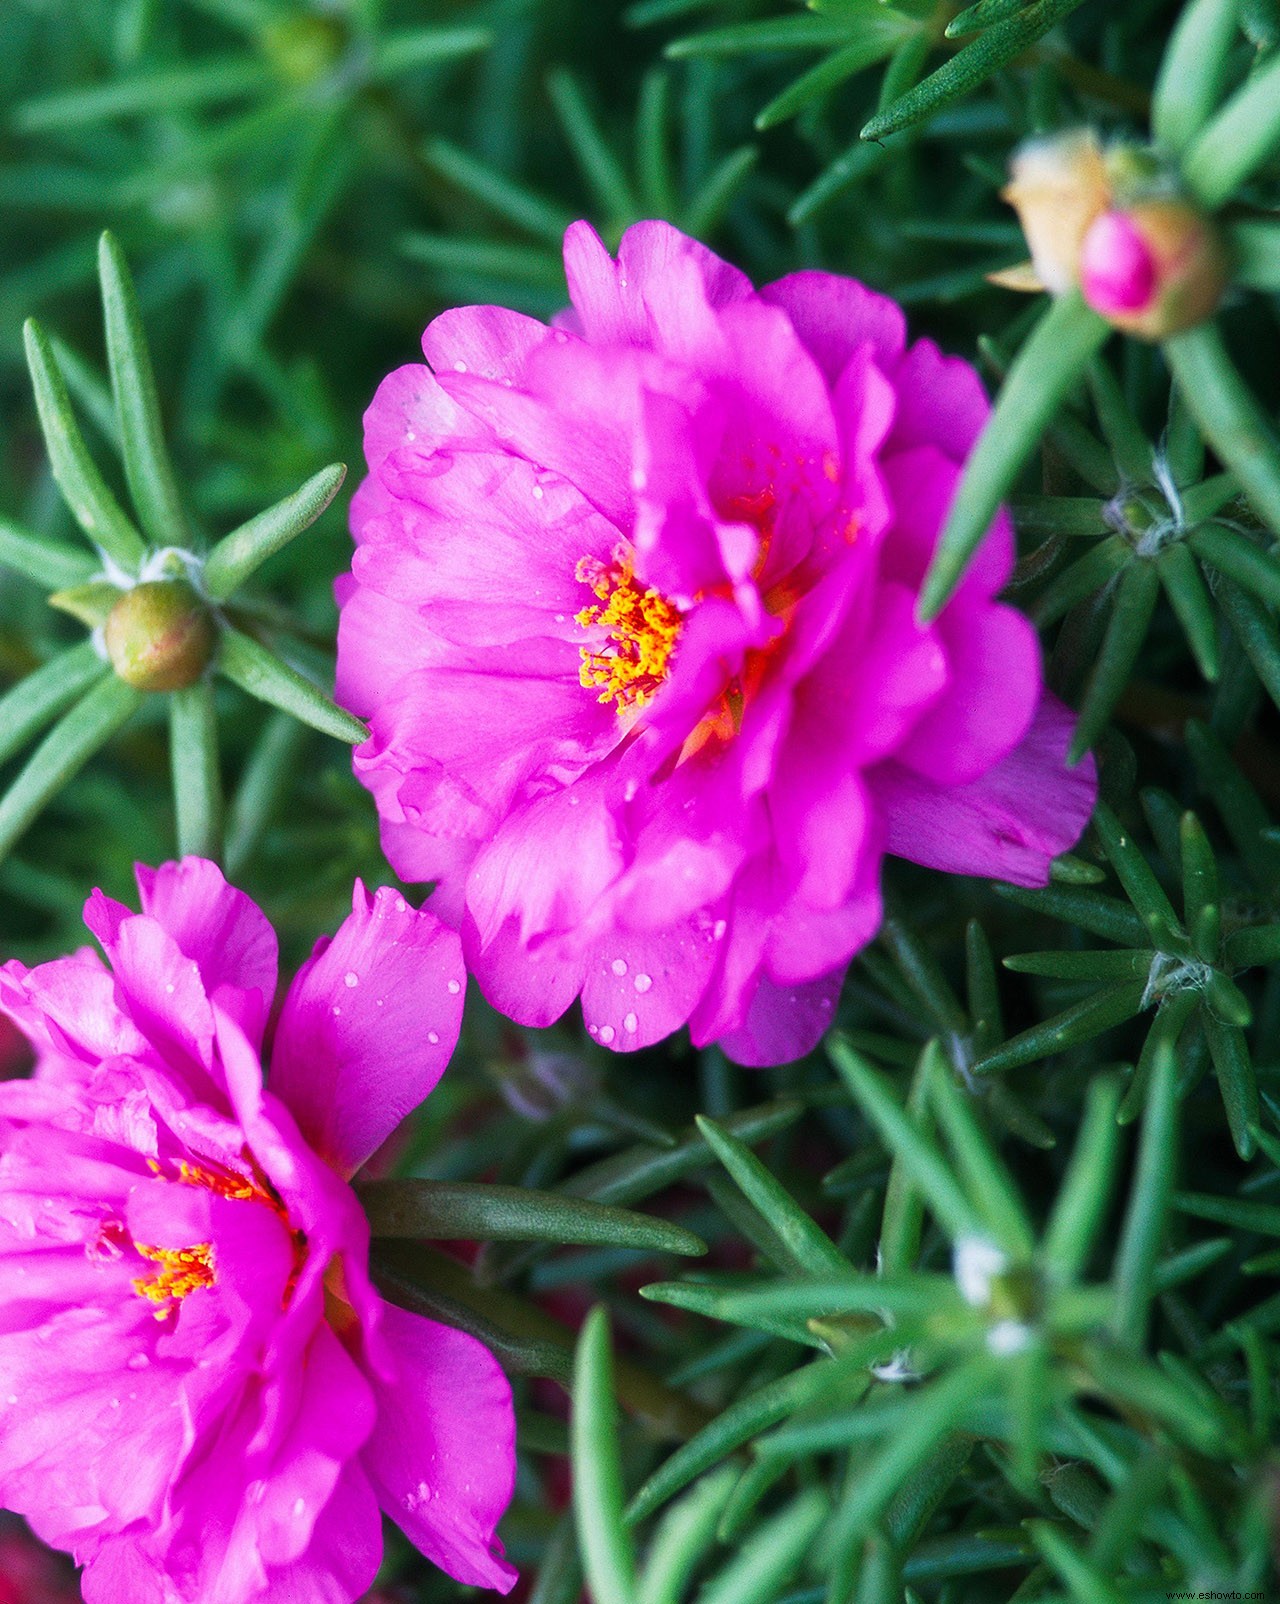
xmin=103 ymin=580 xmax=216 ymax=693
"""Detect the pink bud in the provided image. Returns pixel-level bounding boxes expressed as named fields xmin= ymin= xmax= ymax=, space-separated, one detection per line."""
xmin=1079 ymin=200 xmax=1228 ymax=340
xmin=1079 ymin=211 xmax=1157 ymax=316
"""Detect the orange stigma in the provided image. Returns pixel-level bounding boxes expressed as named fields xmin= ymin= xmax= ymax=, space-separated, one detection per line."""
xmin=575 ymin=549 xmax=682 ymax=711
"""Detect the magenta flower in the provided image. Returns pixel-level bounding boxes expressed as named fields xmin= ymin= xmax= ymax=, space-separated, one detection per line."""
xmin=337 ymin=221 xmax=1097 ymax=1066
xmin=0 ymin=860 xmax=516 ymax=1604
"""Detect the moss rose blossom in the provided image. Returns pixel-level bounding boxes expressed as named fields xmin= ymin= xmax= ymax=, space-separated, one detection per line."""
xmin=0 ymin=860 xmax=515 ymax=1603
xmin=337 ymin=222 xmax=1097 ymax=1066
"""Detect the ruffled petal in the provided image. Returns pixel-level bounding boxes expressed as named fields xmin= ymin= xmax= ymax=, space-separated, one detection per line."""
xmin=713 ymin=969 xmax=845 ymax=1068
xmin=759 ymin=270 xmax=906 ymax=383
xmin=133 ymin=859 xmax=278 ymax=1050
xmin=270 ymin=885 xmax=466 ymax=1179
xmin=893 ymin=602 xmax=1041 ymax=788
xmin=872 ymin=695 xmax=1097 ymax=887
xmin=564 ymin=219 xmax=752 ymax=350
xmin=363 ymin=1302 xmax=516 ymax=1594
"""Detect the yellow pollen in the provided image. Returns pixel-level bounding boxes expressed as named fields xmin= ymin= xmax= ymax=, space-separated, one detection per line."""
xmin=575 ymin=550 xmax=682 ymax=711
xmin=132 ymin=1241 xmax=216 ymax=1320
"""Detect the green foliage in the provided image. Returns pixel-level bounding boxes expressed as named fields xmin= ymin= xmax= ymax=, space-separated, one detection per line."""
xmin=3 ymin=2 xmax=1280 ymax=1602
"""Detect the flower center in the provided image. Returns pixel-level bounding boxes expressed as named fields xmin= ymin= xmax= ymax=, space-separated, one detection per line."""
xmin=132 ymin=1241 xmax=216 ymax=1318
xmin=575 ymin=550 xmax=682 ymax=711
xmin=126 ymin=1156 xmax=307 ymax=1320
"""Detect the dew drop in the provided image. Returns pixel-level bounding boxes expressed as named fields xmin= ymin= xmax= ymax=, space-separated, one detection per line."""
xmin=344 ymin=971 xmax=359 ymax=988
xmin=712 ymin=920 xmax=727 ymax=941
xmin=532 ymin=485 xmax=544 ymax=500
xmin=110 ymin=1398 xmax=120 ymax=1410
xmin=127 ymin=1353 xmax=150 ymax=1370
xmin=447 ymin=979 xmax=461 ymax=995
xmin=427 ymin=1031 xmax=440 ymax=1045
xmin=611 ymin=958 xmax=627 ymax=977
xmin=598 ymin=1025 xmax=616 ymax=1045
xmin=554 ymin=613 xmax=566 ymax=624
xmin=164 ymin=982 xmax=175 ymax=995
xmin=623 ymin=1013 xmax=638 ymax=1034
xmin=331 ymin=1005 xmax=342 ymax=1017
xmin=453 ymin=360 xmax=468 ymax=373
xmin=293 ymin=1497 xmax=307 ymax=1517
xmin=634 ymin=973 xmax=652 ymax=993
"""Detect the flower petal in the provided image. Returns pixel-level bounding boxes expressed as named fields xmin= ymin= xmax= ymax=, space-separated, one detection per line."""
xmin=133 ymin=858 xmax=278 ymax=1049
xmin=363 ymin=1302 xmax=517 ymax=1594
xmin=872 ymin=694 xmax=1097 ymax=887
xmin=270 ymin=885 xmax=466 ymax=1179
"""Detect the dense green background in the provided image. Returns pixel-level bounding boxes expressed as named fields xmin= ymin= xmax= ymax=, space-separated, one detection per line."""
xmin=2 ymin=2 xmax=1280 ymax=1601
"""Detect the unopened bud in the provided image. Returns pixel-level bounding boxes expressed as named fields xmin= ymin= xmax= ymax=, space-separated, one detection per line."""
xmin=1001 ymin=129 xmax=1111 ymax=295
xmin=103 ymin=580 xmax=216 ymax=692
xmin=1079 ymin=202 xmax=1228 ymax=340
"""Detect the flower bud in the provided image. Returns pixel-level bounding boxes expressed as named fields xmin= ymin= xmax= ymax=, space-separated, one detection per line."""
xmin=1001 ymin=129 xmax=1111 ymax=295
xmin=1079 ymin=202 xmax=1228 ymax=340
xmin=103 ymin=580 xmax=216 ymax=692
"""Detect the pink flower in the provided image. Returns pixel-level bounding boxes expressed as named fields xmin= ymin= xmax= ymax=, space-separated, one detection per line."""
xmin=0 ymin=860 xmax=516 ymax=1604
xmin=337 ymin=221 xmax=1096 ymax=1066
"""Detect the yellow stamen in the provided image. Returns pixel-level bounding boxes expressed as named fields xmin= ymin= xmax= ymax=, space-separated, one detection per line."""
xmin=132 ymin=1241 xmax=215 ymax=1320
xmin=575 ymin=550 xmax=682 ymax=712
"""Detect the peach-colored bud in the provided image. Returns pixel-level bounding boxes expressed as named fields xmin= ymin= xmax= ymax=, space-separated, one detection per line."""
xmin=103 ymin=580 xmax=216 ymax=692
xmin=1001 ymin=130 xmax=1112 ymax=295
xmin=1079 ymin=200 xmax=1228 ymax=339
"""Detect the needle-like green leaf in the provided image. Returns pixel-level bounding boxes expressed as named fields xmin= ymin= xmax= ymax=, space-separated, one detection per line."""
xmin=169 ymin=679 xmax=222 ymax=862
xmin=23 ymin=319 xmax=146 ymax=572
xmin=1152 ymin=0 xmax=1242 ymax=155
xmin=1110 ymin=1041 xmax=1178 ymax=1349
xmin=1182 ymin=47 xmax=1280 ymax=208
xmin=203 ymin=464 xmax=346 ymax=602
xmin=0 ymin=642 xmax=106 ymax=769
xmin=572 ymin=1309 xmax=640 ymax=1604
xmin=1166 ymin=326 xmax=1280 ymax=538
xmin=217 ymin=628 xmax=368 ymax=744
xmin=920 ymin=294 xmax=1109 ymax=619
xmin=98 ymin=233 xmax=187 ymax=550
xmin=0 ymin=516 xmax=98 ymax=592
xmin=359 ymin=1179 xmax=706 ymax=1256
xmin=0 ymin=675 xmax=142 ymax=865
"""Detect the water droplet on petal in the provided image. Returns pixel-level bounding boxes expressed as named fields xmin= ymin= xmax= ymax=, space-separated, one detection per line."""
xmin=453 ymin=360 xmax=468 ymax=372
xmin=165 ymin=982 xmax=175 ymax=995
xmin=712 ymin=920 xmax=727 ymax=941
xmin=611 ymin=958 xmax=627 ymax=976
xmin=127 ymin=1353 xmax=150 ymax=1370
xmin=634 ymin=973 xmax=652 ymax=993
xmin=331 ymin=1005 xmax=341 ymax=1017
xmin=598 ymin=1025 xmax=616 ymax=1045
xmin=344 ymin=971 xmax=359 ymax=988
xmin=447 ymin=979 xmax=461 ymax=995
xmin=427 ymin=1031 xmax=439 ymax=1045
xmin=532 ymin=485 xmax=544 ymax=500
xmin=293 ymin=1497 xmax=306 ymax=1517
xmin=623 ymin=1013 xmax=638 ymax=1034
